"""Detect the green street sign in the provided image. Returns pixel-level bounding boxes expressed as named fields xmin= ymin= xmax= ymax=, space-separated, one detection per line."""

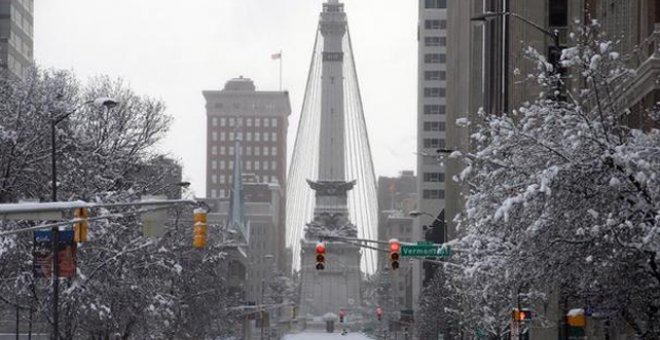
xmin=401 ymin=245 xmax=451 ymax=258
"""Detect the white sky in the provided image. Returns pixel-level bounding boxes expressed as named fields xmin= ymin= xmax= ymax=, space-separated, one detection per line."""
xmin=34 ymin=0 xmax=418 ymax=196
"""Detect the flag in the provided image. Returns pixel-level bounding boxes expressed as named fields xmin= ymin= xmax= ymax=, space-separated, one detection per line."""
xmin=271 ymin=51 xmax=282 ymax=60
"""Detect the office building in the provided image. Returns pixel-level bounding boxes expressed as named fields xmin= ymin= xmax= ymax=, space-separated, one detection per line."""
xmin=203 ymin=77 xmax=291 ymax=270
xmin=0 ymin=0 xmax=33 ymax=78
xmin=203 ymin=77 xmax=290 ymax=199
xmin=414 ymin=0 xmax=448 ymax=317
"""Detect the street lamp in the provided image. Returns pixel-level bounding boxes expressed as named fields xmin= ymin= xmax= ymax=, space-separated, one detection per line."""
xmin=471 ymin=11 xmax=562 ymax=99
xmin=471 ymin=12 xmax=559 ymax=49
xmin=49 ymin=96 xmax=118 ymax=340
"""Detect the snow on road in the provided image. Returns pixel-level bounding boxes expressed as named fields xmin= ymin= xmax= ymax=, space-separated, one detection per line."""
xmin=282 ymin=333 xmax=372 ymax=340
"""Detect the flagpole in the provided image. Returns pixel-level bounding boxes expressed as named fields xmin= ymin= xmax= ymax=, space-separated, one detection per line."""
xmin=279 ymin=49 xmax=283 ymax=91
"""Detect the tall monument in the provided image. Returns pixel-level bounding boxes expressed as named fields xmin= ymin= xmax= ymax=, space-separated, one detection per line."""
xmin=297 ymin=0 xmax=363 ymax=321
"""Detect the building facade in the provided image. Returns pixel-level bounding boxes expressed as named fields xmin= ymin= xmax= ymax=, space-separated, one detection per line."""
xmin=203 ymin=77 xmax=291 ymax=270
xmin=203 ymin=77 xmax=290 ymax=199
xmin=414 ymin=0 xmax=448 ymax=317
xmin=0 ymin=0 xmax=33 ymax=78
xmin=377 ymin=171 xmax=417 ymax=270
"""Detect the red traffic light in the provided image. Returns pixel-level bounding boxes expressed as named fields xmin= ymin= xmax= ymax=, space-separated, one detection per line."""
xmin=389 ymin=239 xmax=400 ymax=252
xmin=389 ymin=239 xmax=400 ymax=270
xmin=315 ymin=242 xmax=326 ymax=270
xmin=376 ymin=307 xmax=383 ymax=315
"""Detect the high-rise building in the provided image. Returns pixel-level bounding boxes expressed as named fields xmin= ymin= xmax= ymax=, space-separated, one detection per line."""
xmin=0 ymin=0 xmax=33 ymax=78
xmin=414 ymin=0 xmax=448 ymax=317
xmin=203 ymin=77 xmax=290 ymax=199
xmin=203 ymin=77 xmax=291 ymax=271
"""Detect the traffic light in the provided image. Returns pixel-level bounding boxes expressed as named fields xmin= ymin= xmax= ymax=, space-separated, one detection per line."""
xmin=389 ymin=239 xmax=400 ymax=270
xmin=315 ymin=242 xmax=326 ymax=270
xmin=193 ymin=208 xmax=208 ymax=249
xmin=339 ymin=309 xmax=345 ymax=323
xmin=513 ymin=308 xmax=533 ymax=322
xmin=74 ymin=208 xmax=88 ymax=243
xmin=376 ymin=307 xmax=383 ymax=321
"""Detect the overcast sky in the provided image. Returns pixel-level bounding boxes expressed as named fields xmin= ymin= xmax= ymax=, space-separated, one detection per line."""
xmin=34 ymin=0 xmax=418 ymax=196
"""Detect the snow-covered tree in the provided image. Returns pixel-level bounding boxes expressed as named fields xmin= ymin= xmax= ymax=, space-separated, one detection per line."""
xmin=0 ymin=67 xmax=244 ymax=339
xmin=451 ymin=22 xmax=660 ymax=339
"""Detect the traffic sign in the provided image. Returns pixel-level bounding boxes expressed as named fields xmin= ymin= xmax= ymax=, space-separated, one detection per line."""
xmin=400 ymin=244 xmax=451 ymax=257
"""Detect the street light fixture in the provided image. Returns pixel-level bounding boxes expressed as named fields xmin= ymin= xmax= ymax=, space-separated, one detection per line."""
xmin=471 ymin=11 xmax=563 ymax=98
xmin=471 ymin=11 xmax=559 ymax=49
xmin=49 ymin=96 xmax=118 ymax=340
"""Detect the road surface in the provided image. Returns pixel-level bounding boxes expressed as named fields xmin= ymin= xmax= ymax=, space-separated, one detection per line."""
xmin=283 ymin=332 xmax=373 ymax=339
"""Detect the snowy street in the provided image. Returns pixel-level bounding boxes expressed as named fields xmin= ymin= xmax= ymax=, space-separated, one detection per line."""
xmin=283 ymin=332 xmax=373 ymax=340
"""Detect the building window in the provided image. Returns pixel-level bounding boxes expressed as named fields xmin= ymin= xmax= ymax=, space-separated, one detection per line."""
xmin=220 ymin=160 xmax=225 ymax=170
xmin=247 ymin=146 xmax=252 ymax=156
xmin=221 ymin=117 xmax=226 ymax=126
xmin=271 ymin=147 xmax=277 ymax=156
xmin=424 ymin=87 xmax=446 ymax=97
xmin=255 ymin=133 xmax=260 ymax=142
xmin=255 ymin=162 xmax=260 ymax=170
xmin=211 ymin=146 xmax=217 ymax=155
xmin=423 ymin=138 xmax=445 ymax=148
xmin=271 ymin=118 xmax=278 ymax=127
xmin=264 ymin=118 xmax=270 ymax=127
xmin=423 ymin=121 xmax=446 ymax=131
xmin=212 ymin=117 xmax=218 ymax=126
xmin=423 ymin=189 xmax=445 ymax=199
xmin=424 ymin=71 xmax=446 ymax=81
xmin=264 ymin=147 xmax=269 ymax=156
xmin=220 ymin=175 xmax=225 ymax=183
xmin=255 ymin=147 xmax=261 ymax=156
xmin=423 ymin=172 xmax=445 ymax=182
xmin=211 ymin=175 xmax=217 ymax=184
xmin=247 ymin=161 xmax=252 ymax=170
xmin=424 ymin=53 xmax=446 ymax=63
xmin=229 ymin=146 xmax=234 ymax=155
xmin=549 ymin=0 xmax=568 ymax=27
xmin=220 ymin=189 xmax=225 ymax=198
xmin=425 ymin=0 xmax=446 ymax=8
xmin=271 ymin=161 xmax=277 ymax=170
xmin=271 ymin=132 xmax=277 ymax=142
xmin=211 ymin=160 xmax=217 ymax=169
xmin=255 ymin=118 xmax=261 ymax=127
xmin=264 ymin=132 xmax=269 ymax=142
xmin=220 ymin=146 xmax=226 ymax=155
xmin=264 ymin=161 xmax=269 ymax=170
xmin=424 ymin=20 xmax=446 ymax=30
xmin=220 ymin=132 xmax=226 ymax=141
xmin=424 ymin=37 xmax=446 ymax=46
xmin=212 ymin=131 xmax=217 ymax=141
xmin=247 ymin=118 xmax=253 ymax=127
xmin=211 ymin=189 xmax=217 ymax=198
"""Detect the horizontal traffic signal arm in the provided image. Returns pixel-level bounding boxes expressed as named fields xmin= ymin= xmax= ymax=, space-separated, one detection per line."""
xmin=0 ymin=199 xmax=202 ymax=236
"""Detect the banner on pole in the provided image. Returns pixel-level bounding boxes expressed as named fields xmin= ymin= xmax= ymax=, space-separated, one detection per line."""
xmin=33 ymin=230 xmax=77 ymax=278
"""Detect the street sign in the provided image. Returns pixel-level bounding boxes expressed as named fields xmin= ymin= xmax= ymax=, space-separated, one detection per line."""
xmin=400 ymin=244 xmax=451 ymax=257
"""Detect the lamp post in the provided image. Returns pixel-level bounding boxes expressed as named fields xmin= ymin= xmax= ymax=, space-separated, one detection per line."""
xmin=49 ymin=97 xmax=118 ymax=340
